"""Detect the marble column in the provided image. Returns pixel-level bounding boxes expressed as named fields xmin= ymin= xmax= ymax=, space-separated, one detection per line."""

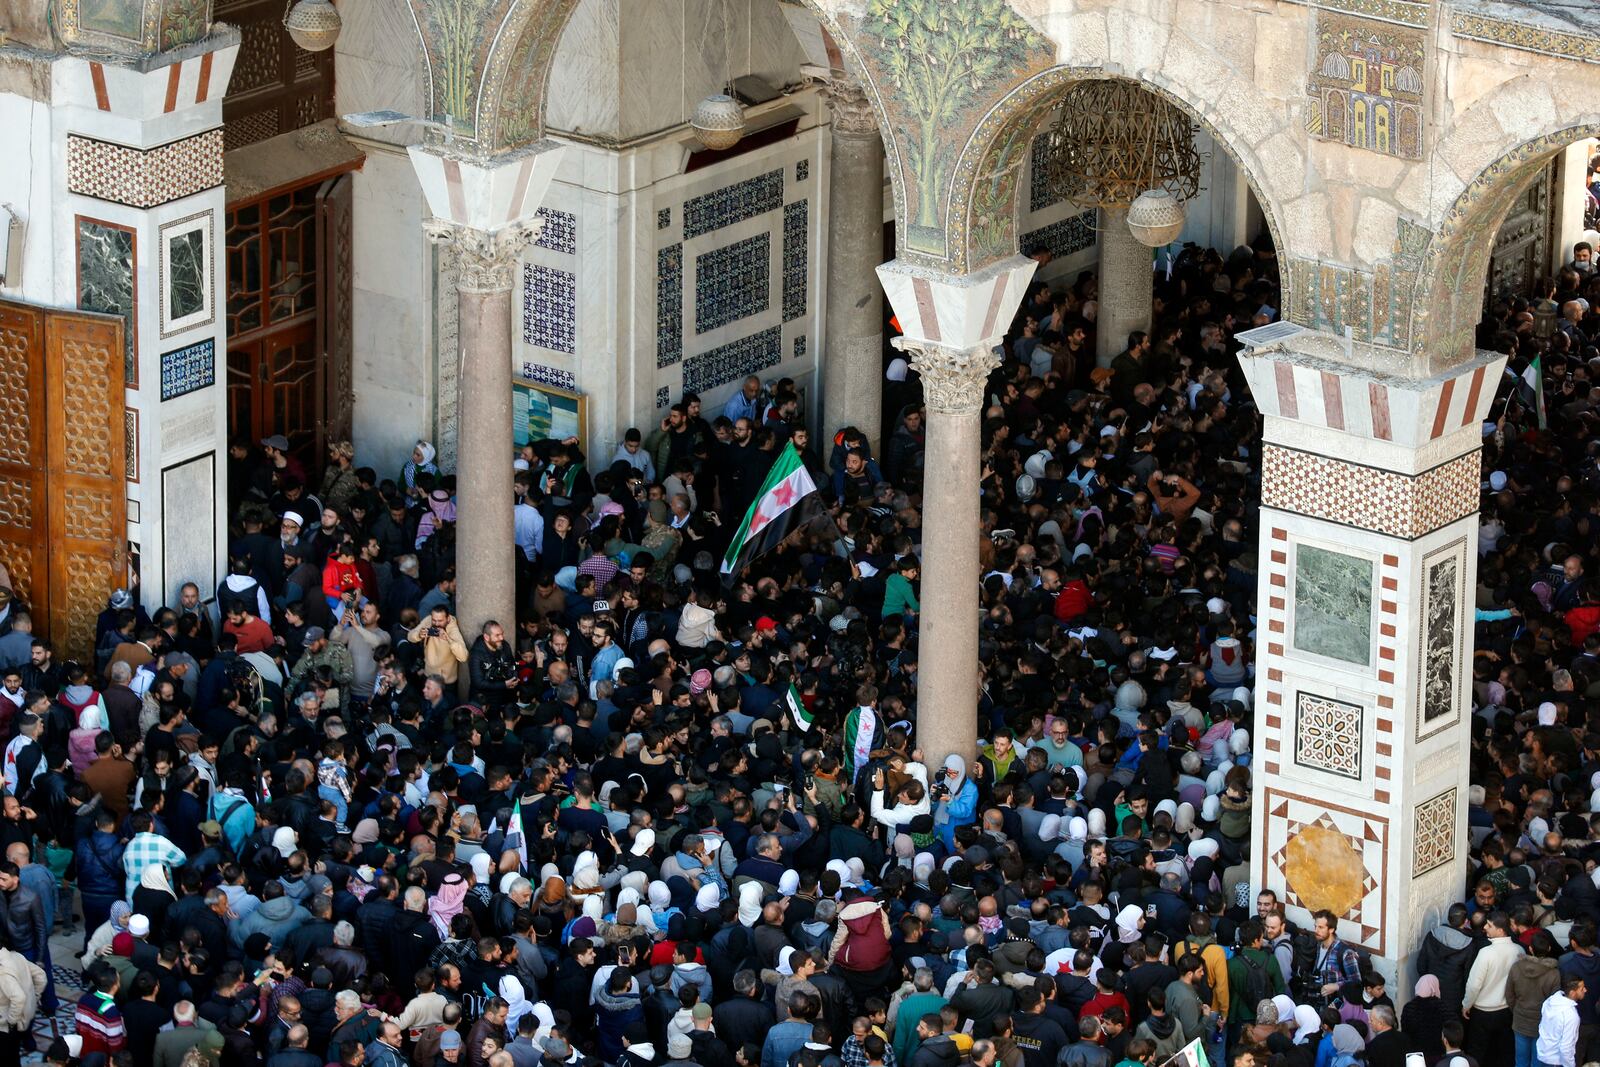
xmin=876 ymin=256 xmax=1036 ymax=768
xmin=1239 ymin=339 xmax=1506 ymax=985
xmin=822 ymin=78 xmax=886 ymax=450
xmin=1095 ymin=206 xmax=1153 ymax=367
xmin=425 ymin=221 xmax=539 ymax=647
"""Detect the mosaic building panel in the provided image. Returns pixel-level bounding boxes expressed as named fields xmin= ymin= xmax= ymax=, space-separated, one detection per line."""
xmin=521 ymin=264 xmax=576 ymax=355
xmin=657 ymin=244 xmax=683 ymax=368
xmin=1029 ymin=134 xmax=1060 ymax=214
xmin=1262 ymin=445 xmax=1480 ymax=538
xmin=534 ymin=208 xmax=576 ymax=255
xmin=657 ymin=208 xmax=671 ymax=231
xmin=519 ymin=362 xmax=577 ymax=391
xmin=656 ymin=386 xmax=670 ymax=410
xmin=683 ymin=326 xmax=782 ymax=395
xmin=682 ymin=170 xmax=784 ymax=240
xmin=783 ymin=200 xmax=808 ymax=324
xmin=1305 ymin=10 xmax=1425 ymax=160
xmin=67 ymin=130 xmax=224 ymax=209
xmin=1264 ymin=788 xmax=1388 ymax=953
xmin=1413 ymin=788 xmax=1457 ymax=877
xmin=159 ymin=338 xmax=214 ymax=401
xmin=1294 ymin=691 xmax=1363 ymax=778
xmin=1418 ymin=538 xmax=1468 ymax=741
xmin=694 ymin=234 xmax=770 ymax=335
xmin=796 ymin=160 xmax=810 ymax=183
xmin=1019 ymin=210 xmax=1095 ymax=261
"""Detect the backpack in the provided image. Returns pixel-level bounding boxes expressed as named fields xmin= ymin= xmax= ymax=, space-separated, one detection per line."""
xmin=1235 ymin=949 xmax=1271 ymax=1011
xmin=1289 ymin=928 xmax=1320 ymax=997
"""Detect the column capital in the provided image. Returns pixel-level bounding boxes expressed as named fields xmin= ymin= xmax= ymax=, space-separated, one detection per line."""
xmin=821 ymin=77 xmax=879 ymax=136
xmin=425 ymin=218 xmax=543 ymax=292
xmin=877 ymin=255 xmax=1036 ymax=353
xmin=894 ymin=339 xmax=998 ymax=416
xmin=408 ymin=139 xmax=563 ymax=234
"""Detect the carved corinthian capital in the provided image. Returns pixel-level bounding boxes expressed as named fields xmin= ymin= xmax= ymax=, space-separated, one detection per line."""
xmin=425 ymin=217 xmax=545 ymax=292
xmin=822 ymin=76 xmax=879 ymax=137
xmin=897 ymin=340 xmax=998 ymax=416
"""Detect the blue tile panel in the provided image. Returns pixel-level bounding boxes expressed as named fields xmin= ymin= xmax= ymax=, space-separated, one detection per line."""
xmin=657 ymin=208 xmax=671 ymax=230
xmin=782 ymin=199 xmax=807 ymax=323
xmin=534 ymin=208 xmax=576 ymax=254
xmin=1029 ymin=135 xmax=1060 ymax=214
xmin=694 ymin=233 xmax=769 ymax=335
xmin=1020 ymin=210 xmax=1096 ymax=260
xmin=522 ymin=264 xmax=576 ymax=354
xmin=159 ymin=337 xmax=214 ymax=401
xmin=796 ymin=159 xmax=810 ymax=182
xmin=656 ymin=386 xmax=671 ymax=409
xmin=657 ymin=244 xmax=683 ymax=368
xmin=682 ymin=169 xmax=783 ymax=239
xmin=683 ymin=326 xmax=781 ymax=395
xmin=520 ymin=362 xmax=577 ymax=391
xmin=794 ymin=334 xmax=807 ymax=359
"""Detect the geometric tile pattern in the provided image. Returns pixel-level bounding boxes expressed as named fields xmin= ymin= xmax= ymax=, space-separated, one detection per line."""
xmin=783 ymin=200 xmax=808 ymax=323
xmin=1261 ymin=444 xmax=1480 ymax=539
xmin=1294 ymin=691 xmax=1363 ymax=779
xmin=683 ymin=169 xmax=784 ymax=240
xmin=656 ymin=386 xmax=671 ymax=410
xmin=1263 ymin=787 xmax=1388 ymax=954
xmin=534 ymin=208 xmax=576 ymax=255
xmin=695 ymin=234 xmax=769 ymax=335
xmin=796 ymin=159 xmax=810 ymax=183
xmin=1020 ymin=209 xmax=1096 ymax=260
xmin=66 ymin=129 xmax=224 ymax=208
xmin=794 ymin=335 xmax=807 ymax=359
xmin=159 ymin=337 xmax=214 ymax=401
xmin=658 ymin=208 xmax=672 ymax=230
xmin=684 ymin=326 xmax=781 ymax=395
xmin=125 ymin=408 xmax=138 ymax=482
xmin=519 ymin=361 xmax=576 ymax=391
xmin=657 ymin=244 xmax=683 ymax=368
xmin=1412 ymin=787 xmax=1456 ymax=877
xmin=1029 ymin=133 xmax=1060 ymax=213
xmin=522 ymin=263 xmax=576 ymax=354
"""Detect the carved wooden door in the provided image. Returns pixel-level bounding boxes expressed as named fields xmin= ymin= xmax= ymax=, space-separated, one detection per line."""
xmin=0 ymin=303 xmax=50 ymax=624
xmin=0 ymin=300 xmax=126 ymax=663
xmin=316 ymin=172 xmax=354 ymax=447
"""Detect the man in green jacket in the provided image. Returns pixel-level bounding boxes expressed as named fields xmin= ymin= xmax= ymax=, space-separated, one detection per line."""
xmin=1226 ymin=920 xmax=1288 ymax=1038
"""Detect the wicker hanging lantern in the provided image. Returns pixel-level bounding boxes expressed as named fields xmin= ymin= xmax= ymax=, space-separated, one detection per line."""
xmin=692 ymin=93 xmax=745 ymax=150
xmin=283 ymin=0 xmax=340 ymax=51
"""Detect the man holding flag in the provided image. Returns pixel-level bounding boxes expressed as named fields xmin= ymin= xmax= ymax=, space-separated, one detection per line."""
xmin=721 ymin=441 xmax=826 ymax=582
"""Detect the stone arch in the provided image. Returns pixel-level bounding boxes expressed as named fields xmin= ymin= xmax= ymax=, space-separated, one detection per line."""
xmin=947 ymin=63 xmax=1293 ymax=297
xmin=1410 ymin=80 xmax=1600 ymax=367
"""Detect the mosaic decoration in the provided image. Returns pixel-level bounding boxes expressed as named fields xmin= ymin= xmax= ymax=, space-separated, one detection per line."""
xmin=159 ymin=338 xmax=214 ymax=401
xmin=67 ymin=130 xmax=224 ymax=209
xmin=1264 ymin=788 xmax=1388 ymax=953
xmin=1305 ymin=10 xmax=1425 ymax=160
xmin=1276 ymin=0 xmax=1428 ymax=25
xmin=76 ymin=217 xmax=137 ymax=385
xmin=1418 ymin=538 xmax=1468 ymax=741
xmin=794 ymin=335 xmax=807 ymax=359
xmin=534 ymin=208 xmax=575 ymax=255
xmin=783 ymin=200 xmax=808 ymax=324
xmin=519 ymin=361 xmax=576 ymax=391
xmin=158 ymin=210 xmax=214 ymax=339
xmin=1293 ymin=544 xmax=1374 ymax=666
xmin=1413 ymin=788 xmax=1457 ymax=877
xmin=1020 ymin=210 xmax=1096 ymax=261
xmin=59 ymin=0 xmax=212 ymax=50
xmin=1294 ymin=692 xmax=1363 ymax=779
xmin=796 ymin=159 xmax=810 ymax=183
xmin=682 ymin=170 xmax=784 ymax=240
xmin=694 ymin=234 xmax=769 ymax=335
xmin=657 ymin=244 xmax=682 ymax=368
xmin=125 ymin=409 xmax=138 ymax=482
xmin=656 ymin=386 xmax=670 ymax=410
xmin=1449 ymin=10 xmax=1600 ymax=64
xmin=658 ymin=208 xmax=671 ymax=230
xmin=1029 ymin=133 xmax=1060 ymax=214
xmin=683 ymin=326 xmax=781 ymax=395
xmin=1262 ymin=445 xmax=1481 ymax=539
xmin=521 ymin=263 xmax=576 ymax=354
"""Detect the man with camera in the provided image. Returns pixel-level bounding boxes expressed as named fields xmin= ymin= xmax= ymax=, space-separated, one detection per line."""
xmin=405 ymin=604 xmax=469 ymax=686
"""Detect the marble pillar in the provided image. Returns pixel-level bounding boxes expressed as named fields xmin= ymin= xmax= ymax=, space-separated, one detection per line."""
xmin=425 ymin=221 xmax=539 ymax=647
xmin=876 ymin=256 xmax=1036 ymax=767
xmin=1095 ymin=207 xmax=1153 ymax=367
xmin=822 ymin=78 xmax=886 ymax=450
xmin=1239 ymin=339 xmax=1506 ymax=985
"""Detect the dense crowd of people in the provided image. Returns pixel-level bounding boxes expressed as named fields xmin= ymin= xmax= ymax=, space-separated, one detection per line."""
xmin=1 ymin=198 xmax=1600 ymax=1067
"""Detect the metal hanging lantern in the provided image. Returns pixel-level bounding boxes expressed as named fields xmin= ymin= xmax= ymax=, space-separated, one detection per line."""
xmin=284 ymin=0 xmax=341 ymax=52
xmin=692 ymin=93 xmax=745 ymax=150
xmin=1039 ymin=80 xmax=1202 ymax=214
xmin=1126 ymin=189 xmax=1187 ymax=247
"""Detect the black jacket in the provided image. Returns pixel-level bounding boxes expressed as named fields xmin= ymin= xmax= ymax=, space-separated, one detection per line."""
xmin=910 ymin=1034 xmax=962 ymax=1067
xmin=467 ymin=637 xmax=518 ymax=707
xmin=712 ymin=995 xmax=775 ymax=1052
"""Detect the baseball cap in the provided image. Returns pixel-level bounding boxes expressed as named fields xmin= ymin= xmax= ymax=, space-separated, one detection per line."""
xmin=199 ymin=820 xmax=222 ymax=838
xmin=755 ymin=616 xmax=778 ymax=633
xmin=439 ymin=1030 xmax=462 ymax=1050
xmin=303 ymin=626 xmax=326 ymax=646
xmin=261 ymin=434 xmax=290 ymax=451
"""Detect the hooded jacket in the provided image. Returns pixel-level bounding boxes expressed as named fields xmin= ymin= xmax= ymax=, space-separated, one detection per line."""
xmin=1506 ymin=954 xmax=1561 ymax=1036
xmin=595 ymin=987 xmax=644 ymax=1064
xmin=909 ymin=1033 xmax=962 ymax=1067
xmin=828 ymin=899 xmax=892 ymax=972
xmin=1416 ymin=923 xmax=1476 ymax=1015
xmin=1136 ymin=1012 xmax=1186 ymax=1061
xmin=230 ymin=895 xmax=310 ymax=950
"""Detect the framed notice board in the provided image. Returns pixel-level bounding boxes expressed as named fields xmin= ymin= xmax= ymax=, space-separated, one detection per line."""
xmin=512 ymin=377 xmax=586 ymax=449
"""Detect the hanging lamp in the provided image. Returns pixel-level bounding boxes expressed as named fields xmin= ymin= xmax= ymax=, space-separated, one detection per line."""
xmin=283 ymin=0 xmax=341 ymax=52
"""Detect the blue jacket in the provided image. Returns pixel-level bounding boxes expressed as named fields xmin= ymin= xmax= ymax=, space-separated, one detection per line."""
xmin=75 ymin=831 xmax=126 ymax=900
xmin=762 ymin=1019 xmax=814 ymax=1067
xmin=595 ymin=987 xmax=644 ymax=1064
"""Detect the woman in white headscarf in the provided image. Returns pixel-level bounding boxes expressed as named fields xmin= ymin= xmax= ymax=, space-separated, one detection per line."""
xmin=271 ymin=826 xmax=298 ymax=859
xmin=778 ymin=870 xmax=800 ymax=897
xmin=935 ymin=753 xmax=978 ymax=851
xmin=1116 ymin=904 xmax=1145 ymax=943
xmin=737 ymin=881 xmax=762 ymax=927
xmin=403 ymin=441 xmax=438 ymax=498
xmin=499 ymin=975 xmax=534 ymax=1032
xmin=69 ymin=705 xmax=104 ymax=774
xmin=695 ymin=882 xmax=722 ymax=913
xmin=1293 ymin=1004 xmax=1324 ymax=1045
xmin=530 ymin=1002 xmax=557 ymax=1043
xmin=1055 ymin=816 xmax=1089 ymax=868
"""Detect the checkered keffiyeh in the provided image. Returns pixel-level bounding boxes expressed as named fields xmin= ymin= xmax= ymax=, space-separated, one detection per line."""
xmin=122 ymin=832 xmax=184 ymax=898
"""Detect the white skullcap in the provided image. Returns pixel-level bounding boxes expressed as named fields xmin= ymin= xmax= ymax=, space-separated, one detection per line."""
xmin=1538 ymin=702 xmax=1558 ymax=726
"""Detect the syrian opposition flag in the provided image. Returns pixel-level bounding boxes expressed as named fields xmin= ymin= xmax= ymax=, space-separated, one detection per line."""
xmin=505 ymin=795 xmax=531 ymax=868
xmin=1521 ymin=354 xmax=1547 ymax=430
xmin=784 ymin=682 xmax=814 ymax=734
xmin=720 ymin=442 xmax=823 ymax=580
xmin=842 ymin=705 xmax=878 ymax=779
xmin=1160 ymin=1038 xmax=1208 ymax=1067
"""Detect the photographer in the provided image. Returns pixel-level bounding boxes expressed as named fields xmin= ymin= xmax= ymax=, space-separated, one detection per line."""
xmin=466 ymin=621 xmax=518 ymax=709
xmin=405 ymin=604 xmax=469 ymax=686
